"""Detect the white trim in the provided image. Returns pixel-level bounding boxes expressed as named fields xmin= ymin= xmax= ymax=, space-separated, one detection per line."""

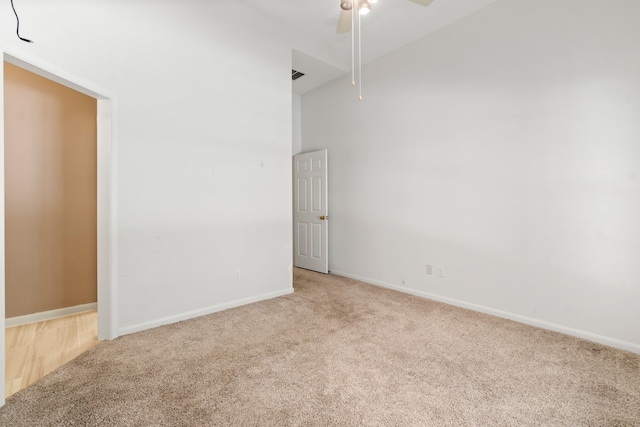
xmin=0 ymin=58 xmax=5 ymax=408
xmin=97 ymin=97 xmax=119 ymax=341
xmin=119 ymin=288 xmax=294 ymax=337
xmin=3 ymin=49 xmax=110 ymax=99
xmin=1 ymin=47 xmax=118 ymax=342
xmin=330 ymin=270 xmax=640 ymax=355
xmin=5 ymin=303 xmax=98 ymax=328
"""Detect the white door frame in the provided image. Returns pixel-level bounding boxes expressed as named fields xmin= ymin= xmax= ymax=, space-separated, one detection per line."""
xmin=0 ymin=46 xmax=118 ymax=406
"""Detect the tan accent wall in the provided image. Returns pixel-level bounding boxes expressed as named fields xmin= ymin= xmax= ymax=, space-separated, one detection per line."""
xmin=4 ymin=62 xmax=97 ymax=318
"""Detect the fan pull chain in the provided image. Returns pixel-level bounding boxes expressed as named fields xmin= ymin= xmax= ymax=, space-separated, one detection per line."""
xmin=351 ymin=0 xmax=355 ymax=86
xmin=358 ymin=11 xmax=362 ymax=101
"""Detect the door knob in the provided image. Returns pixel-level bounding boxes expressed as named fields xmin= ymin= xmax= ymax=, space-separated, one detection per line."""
xmin=320 ymin=215 xmax=328 ymax=220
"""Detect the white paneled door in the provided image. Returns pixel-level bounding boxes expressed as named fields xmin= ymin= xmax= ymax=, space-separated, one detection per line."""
xmin=294 ymin=150 xmax=328 ymax=273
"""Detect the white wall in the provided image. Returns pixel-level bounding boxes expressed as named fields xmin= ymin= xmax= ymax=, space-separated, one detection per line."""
xmin=1 ymin=0 xmax=295 ymax=335
xmin=292 ymin=93 xmax=303 ymax=156
xmin=301 ymin=0 xmax=640 ymax=352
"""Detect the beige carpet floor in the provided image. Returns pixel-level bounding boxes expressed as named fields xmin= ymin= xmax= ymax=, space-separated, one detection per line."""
xmin=1 ymin=268 xmax=639 ymax=426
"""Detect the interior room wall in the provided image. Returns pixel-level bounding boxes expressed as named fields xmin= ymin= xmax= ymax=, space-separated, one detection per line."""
xmin=301 ymin=0 xmax=640 ymax=352
xmin=292 ymin=93 xmax=302 ymax=156
xmin=4 ymin=62 xmax=97 ymax=318
xmin=0 ymin=0 xmax=296 ymax=334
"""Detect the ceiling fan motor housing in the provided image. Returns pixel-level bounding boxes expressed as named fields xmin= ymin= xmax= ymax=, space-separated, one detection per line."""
xmin=340 ymin=1 xmax=353 ymax=11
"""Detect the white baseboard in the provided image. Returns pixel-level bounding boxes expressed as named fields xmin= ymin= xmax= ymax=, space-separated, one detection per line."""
xmin=5 ymin=302 xmax=98 ymax=328
xmin=119 ymin=288 xmax=294 ymax=337
xmin=330 ymin=270 xmax=640 ymax=355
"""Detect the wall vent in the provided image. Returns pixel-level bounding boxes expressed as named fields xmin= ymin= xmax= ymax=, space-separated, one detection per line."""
xmin=292 ymin=70 xmax=305 ymax=81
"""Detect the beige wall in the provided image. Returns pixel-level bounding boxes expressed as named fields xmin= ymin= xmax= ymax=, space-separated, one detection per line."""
xmin=4 ymin=62 xmax=97 ymax=318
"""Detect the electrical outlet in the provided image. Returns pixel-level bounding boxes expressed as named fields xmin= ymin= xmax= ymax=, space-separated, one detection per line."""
xmin=437 ymin=266 xmax=445 ymax=278
xmin=234 ymin=269 xmax=241 ymax=281
xmin=426 ymin=264 xmax=433 ymax=275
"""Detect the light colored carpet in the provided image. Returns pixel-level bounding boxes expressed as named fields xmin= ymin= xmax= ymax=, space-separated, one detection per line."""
xmin=1 ymin=268 xmax=639 ymax=426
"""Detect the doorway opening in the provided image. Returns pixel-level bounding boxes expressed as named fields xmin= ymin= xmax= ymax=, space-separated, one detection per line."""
xmin=0 ymin=49 xmax=116 ymax=406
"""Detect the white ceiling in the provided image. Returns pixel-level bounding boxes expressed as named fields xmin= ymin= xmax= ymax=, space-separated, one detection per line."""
xmin=241 ymin=0 xmax=503 ymax=93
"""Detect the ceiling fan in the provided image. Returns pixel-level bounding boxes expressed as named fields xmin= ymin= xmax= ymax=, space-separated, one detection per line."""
xmin=337 ymin=0 xmax=434 ymax=34
xmin=337 ymin=0 xmax=434 ymax=100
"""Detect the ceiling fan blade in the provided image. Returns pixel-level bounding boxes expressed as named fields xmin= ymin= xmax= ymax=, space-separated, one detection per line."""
xmin=336 ymin=9 xmax=352 ymax=34
xmin=408 ymin=0 xmax=435 ymax=6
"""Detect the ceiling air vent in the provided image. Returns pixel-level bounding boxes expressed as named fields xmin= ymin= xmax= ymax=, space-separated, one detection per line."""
xmin=292 ymin=70 xmax=305 ymax=81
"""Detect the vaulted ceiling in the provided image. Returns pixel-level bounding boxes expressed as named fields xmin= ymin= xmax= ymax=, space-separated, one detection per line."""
xmin=241 ymin=0 xmax=503 ymax=93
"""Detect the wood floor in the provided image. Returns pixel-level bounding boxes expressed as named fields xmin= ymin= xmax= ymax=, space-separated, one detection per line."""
xmin=5 ymin=310 xmax=98 ymax=398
